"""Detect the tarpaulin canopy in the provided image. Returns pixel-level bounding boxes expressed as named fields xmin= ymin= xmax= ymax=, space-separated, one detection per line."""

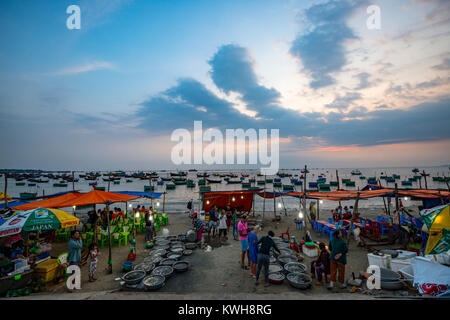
xmin=257 ymin=191 xmax=289 ymax=199
xmin=202 ymin=189 xmax=262 ymax=212
xmin=286 ymin=188 xmax=450 ymax=201
xmin=114 ymin=191 xmax=162 ymax=198
xmin=58 ymin=190 xmax=140 ymax=207
xmin=13 ymin=192 xmax=83 ymax=211
xmin=0 ymin=201 xmax=30 ymax=209
xmin=13 ymin=190 xmax=140 ymax=210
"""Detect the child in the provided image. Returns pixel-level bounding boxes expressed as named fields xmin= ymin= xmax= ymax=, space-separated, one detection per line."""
xmin=88 ymin=243 xmax=100 ymax=282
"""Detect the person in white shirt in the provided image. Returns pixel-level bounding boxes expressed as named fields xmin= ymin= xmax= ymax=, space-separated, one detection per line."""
xmin=218 ymin=210 xmax=228 ymax=242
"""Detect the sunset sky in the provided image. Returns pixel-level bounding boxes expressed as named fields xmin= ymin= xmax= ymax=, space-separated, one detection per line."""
xmin=0 ymin=0 xmax=449 ymax=170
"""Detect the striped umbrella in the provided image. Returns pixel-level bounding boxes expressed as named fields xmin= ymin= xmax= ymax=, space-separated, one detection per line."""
xmin=0 ymin=208 xmax=79 ymax=237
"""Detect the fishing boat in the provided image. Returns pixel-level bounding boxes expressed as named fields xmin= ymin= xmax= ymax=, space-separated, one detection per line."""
xmin=308 ymin=182 xmax=318 ymax=188
xmin=342 ymin=178 xmax=351 ymax=183
xmin=198 ymin=179 xmax=206 ymax=186
xmin=187 ymin=180 xmax=196 ymax=188
xmin=249 ymin=178 xmax=256 ymax=183
xmin=293 ymin=180 xmax=303 ymax=186
xmin=161 ymin=177 xmax=172 ymax=181
xmin=27 ymin=183 xmax=37 ymax=187
xmin=206 ymin=178 xmax=222 ymax=184
xmin=89 ymin=182 xmax=97 ymax=186
xmin=408 ymin=177 xmax=417 ymax=182
xmin=113 ymin=180 xmax=120 ymax=185
xmin=19 ymin=192 xmax=37 ymax=199
xmin=257 ymin=180 xmax=265 ymax=185
xmin=242 ymin=182 xmax=251 ymax=188
xmin=386 ymin=177 xmax=395 ymax=183
xmin=197 ymin=173 xmax=209 ymax=178
xmin=412 ymin=168 xmax=420 ymax=173
xmin=126 ymin=179 xmax=133 ymax=183
xmin=265 ymin=178 xmax=273 ymax=183
xmin=54 ymin=183 xmax=68 ymax=187
xmin=16 ymin=182 xmax=25 ymax=186
xmin=157 ymin=180 xmax=164 ymax=185
xmin=227 ymin=179 xmax=242 ymax=184
xmin=401 ymin=181 xmax=413 ymax=186
xmin=170 ymin=171 xmax=187 ymax=177
xmin=188 ymin=169 xmax=197 ymax=172
xmin=318 ymin=184 xmax=331 ymax=191
xmin=345 ymin=181 xmax=356 ymax=187
xmin=413 ymin=175 xmax=422 ymax=180
xmin=144 ymin=185 xmax=155 ymax=191
xmin=330 ymin=181 xmax=339 ymax=186
xmin=392 ymin=174 xmax=401 ymax=180
xmin=94 ymin=186 xmax=106 ymax=191
xmin=317 ymin=178 xmax=326 ymax=184
xmin=282 ymin=185 xmax=294 ymax=191
xmin=359 ymin=176 xmax=366 ymax=180
xmin=166 ymin=184 xmax=176 ymax=190
xmin=173 ymin=179 xmax=187 ymax=185
xmin=273 ymin=182 xmax=282 ymax=188
xmin=351 ymin=169 xmax=362 ymax=175
xmin=199 ymin=186 xmax=211 ymax=192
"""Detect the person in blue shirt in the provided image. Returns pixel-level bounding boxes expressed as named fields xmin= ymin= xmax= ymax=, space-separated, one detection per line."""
xmin=248 ymin=225 xmax=261 ymax=279
xmin=68 ymin=230 xmax=83 ymax=266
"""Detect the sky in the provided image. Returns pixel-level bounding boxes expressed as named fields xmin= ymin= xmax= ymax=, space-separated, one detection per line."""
xmin=0 ymin=0 xmax=449 ymax=171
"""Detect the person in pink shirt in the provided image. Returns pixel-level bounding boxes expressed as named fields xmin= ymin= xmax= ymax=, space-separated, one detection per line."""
xmin=238 ymin=214 xmax=250 ymax=270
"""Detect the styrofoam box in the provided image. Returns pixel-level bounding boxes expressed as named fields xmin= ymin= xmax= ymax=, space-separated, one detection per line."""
xmin=395 ymin=250 xmax=417 ymax=260
xmin=367 ymin=253 xmax=391 ymax=269
xmin=390 ymin=258 xmax=412 ymax=271
xmin=303 ymin=245 xmax=318 ymax=257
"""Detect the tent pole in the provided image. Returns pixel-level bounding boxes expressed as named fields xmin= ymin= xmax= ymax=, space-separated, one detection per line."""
xmin=163 ymin=192 xmax=166 ymax=214
xmin=347 ymin=192 xmax=360 ymax=245
xmin=106 ymin=202 xmax=112 ymax=274
xmin=378 ymin=179 xmax=388 ymax=215
xmin=4 ymin=174 xmax=8 ymax=209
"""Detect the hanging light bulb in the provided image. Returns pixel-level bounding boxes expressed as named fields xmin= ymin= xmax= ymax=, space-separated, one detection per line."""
xmin=206 ymin=200 xmax=210 ymax=205
xmin=135 ymin=212 xmax=140 ymax=218
xmin=404 ymin=197 xmax=409 ymax=201
xmin=319 ymin=200 xmax=323 ymax=204
xmin=232 ymin=197 xmax=235 ymax=202
xmin=299 ymin=210 xmax=304 ymax=219
xmin=278 ymin=203 xmax=282 ymax=208
xmin=156 ymin=201 xmax=160 ymax=207
xmin=241 ymin=195 xmax=244 ymax=199
xmin=72 ymin=206 xmax=76 ymax=210
xmin=129 ymin=204 xmax=132 ymax=208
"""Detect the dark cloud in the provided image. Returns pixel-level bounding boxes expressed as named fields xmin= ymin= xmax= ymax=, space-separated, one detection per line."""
xmin=208 ymin=44 xmax=281 ymax=119
xmin=290 ymin=0 xmax=368 ymax=89
xmin=416 ymin=76 xmax=449 ymax=89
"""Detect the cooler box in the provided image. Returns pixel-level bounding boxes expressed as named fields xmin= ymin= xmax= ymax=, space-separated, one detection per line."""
xmin=34 ymin=258 xmax=59 ymax=282
xmin=390 ymin=258 xmax=412 ymax=272
xmin=367 ymin=253 xmax=391 ymax=269
xmin=302 ymin=242 xmax=318 ymax=257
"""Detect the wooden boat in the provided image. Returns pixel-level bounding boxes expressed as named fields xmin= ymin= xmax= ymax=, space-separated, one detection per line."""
xmin=318 ymin=184 xmax=331 ymax=191
xmin=20 ymin=192 xmax=37 ymax=199
xmin=227 ymin=179 xmax=242 ymax=184
xmin=408 ymin=177 xmax=417 ymax=182
xmin=16 ymin=182 xmax=25 ymax=186
xmin=198 ymin=179 xmax=206 ymax=186
xmin=359 ymin=176 xmax=366 ymax=180
xmin=187 ymin=180 xmax=196 ymax=188
xmin=317 ymin=178 xmax=326 ymax=184
xmin=413 ymin=175 xmax=422 ymax=180
xmin=393 ymin=174 xmax=401 ymax=179
xmin=54 ymin=183 xmax=68 ymax=187
xmin=273 ymin=182 xmax=282 ymax=188
xmin=351 ymin=169 xmax=362 ymax=175
xmin=161 ymin=177 xmax=172 ymax=181
xmin=27 ymin=183 xmax=37 ymax=187
xmin=126 ymin=179 xmax=133 ymax=183
xmin=308 ymin=182 xmax=318 ymax=188
xmin=144 ymin=185 xmax=155 ymax=191
xmin=342 ymin=178 xmax=351 ymax=183
xmin=330 ymin=181 xmax=339 ymax=186
xmin=345 ymin=181 xmax=356 ymax=187
xmin=173 ymin=179 xmax=187 ymax=185
xmin=113 ymin=181 xmax=120 ymax=185
xmin=166 ymin=184 xmax=176 ymax=190
xmin=206 ymin=178 xmax=222 ymax=184
xmin=199 ymin=186 xmax=211 ymax=192
xmin=249 ymin=178 xmax=256 ymax=183
xmin=386 ymin=177 xmax=395 ymax=183
xmin=265 ymin=179 xmax=273 ymax=183
xmin=282 ymin=185 xmax=294 ymax=191
xmin=157 ymin=181 xmax=164 ymax=185
xmin=242 ymin=183 xmax=251 ymax=188
xmin=94 ymin=186 xmax=106 ymax=191
xmin=294 ymin=180 xmax=303 ymax=186
xmin=257 ymin=180 xmax=265 ymax=185
xmin=401 ymin=181 xmax=413 ymax=186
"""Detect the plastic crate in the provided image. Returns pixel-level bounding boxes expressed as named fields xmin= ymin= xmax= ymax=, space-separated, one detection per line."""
xmin=367 ymin=253 xmax=391 ymax=269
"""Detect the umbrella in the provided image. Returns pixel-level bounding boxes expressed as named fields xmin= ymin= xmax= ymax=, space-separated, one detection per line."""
xmin=420 ymin=204 xmax=450 ymax=255
xmin=0 ymin=208 xmax=79 ymax=237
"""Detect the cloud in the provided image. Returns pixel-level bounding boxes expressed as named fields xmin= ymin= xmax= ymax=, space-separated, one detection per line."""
xmin=432 ymin=57 xmax=450 ymax=71
xmin=79 ymin=0 xmax=133 ymax=29
xmin=354 ymin=72 xmax=371 ymax=90
xmin=415 ymin=76 xmax=449 ymax=89
xmin=51 ymin=61 xmax=114 ymax=76
xmin=289 ymin=0 xmax=368 ymax=89
xmin=208 ymin=44 xmax=282 ymax=119
xmin=325 ymin=92 xmax=361 ymax=110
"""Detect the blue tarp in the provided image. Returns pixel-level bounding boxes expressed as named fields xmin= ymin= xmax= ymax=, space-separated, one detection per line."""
xmin=113 ymin=191 xmax=162 ymax=199
xmin=0 ymin=201 xmax=29 ymax=209
xmin=12 ymin=190 xmax=79 ymax=201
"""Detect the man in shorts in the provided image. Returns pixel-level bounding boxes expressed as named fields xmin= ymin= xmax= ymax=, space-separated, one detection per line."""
xmin=238 ymin=214 xmax=250 ymax=270
xmin=208 ymin=205 xmax=218 ymax=238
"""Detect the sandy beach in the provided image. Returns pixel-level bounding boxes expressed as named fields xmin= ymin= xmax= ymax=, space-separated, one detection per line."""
xmin=14 ymin=204 xmax=420 ymax=300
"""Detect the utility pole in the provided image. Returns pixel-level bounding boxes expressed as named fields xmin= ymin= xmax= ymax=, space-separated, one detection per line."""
xmin=421 ymin=170 xmax=429 ymax=190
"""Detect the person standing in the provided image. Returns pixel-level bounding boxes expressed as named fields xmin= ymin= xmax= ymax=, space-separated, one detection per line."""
xmin=193 ymin=215 xmax=205 ymax=243
xmin=88 ymin=243 xmax=100 ymax=282
xmin=248 ymin=225 xmax=261 ymax=279
xmin=238 ymin=214 xmax=250 ymax=270
xmin=218 ymin=210 xmax=228 ymax=242
xmin=187 ymin=199 xmax=194 ymax=217
xmin=231 ymin=208 xmax=238 ymax=241
xmin=208 ymin=205 xmax=218 ymax=239
xmin=68 ymin=230 xmax=83 ymax=266
xmin=255 ymin=230 xmax=280 ymax=287
xmin=328 ymin=230 xmax=348 ymax=290
xmin=225 ymin=205 xmax=232 ymax=233
xmin=144 ymin=211 xmax=154 ymax=242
